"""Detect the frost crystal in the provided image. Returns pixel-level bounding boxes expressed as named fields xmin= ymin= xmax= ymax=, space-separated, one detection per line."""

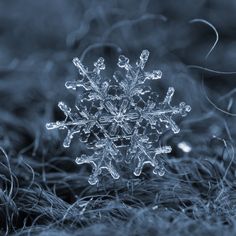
xmin=46 ymin=50 xmax=191 ymax=185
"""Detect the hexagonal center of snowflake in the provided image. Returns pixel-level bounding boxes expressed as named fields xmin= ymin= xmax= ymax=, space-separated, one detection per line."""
xmin=98 ymin=98 xmax=139 ymax=136
xmin=114 ymin=112 xmax=125 ymax=123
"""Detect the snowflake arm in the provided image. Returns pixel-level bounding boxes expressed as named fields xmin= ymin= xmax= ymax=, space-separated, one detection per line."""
xmin=75 ymin=138 xmax=120 ymax=185
xmin=46 ymin=102 xmax=96 ymax=147
xmin=127 ymin=131 xmax=172 ymax=176
xmin=65 ymin=57 xmax=108 ymax=101
xmin=141 ymin=87 xmax=191 ymax=133
xmin=115 ymin=50 xmax=162 ymax=97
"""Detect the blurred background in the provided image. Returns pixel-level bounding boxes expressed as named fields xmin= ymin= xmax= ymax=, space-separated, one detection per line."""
xmin=0 ymin=1 xmax=236 ymax=235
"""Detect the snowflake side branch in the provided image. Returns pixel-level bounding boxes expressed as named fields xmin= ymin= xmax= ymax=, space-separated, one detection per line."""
xmin=46 ymin=102 xmax=97 ymax=147
xmin=75 ymin=138 xmax=120 ymax=185
xmin=117 ymin=50 xmax=163 ymax=97
xmin=65 ymin=57 xmax=107 ymax=101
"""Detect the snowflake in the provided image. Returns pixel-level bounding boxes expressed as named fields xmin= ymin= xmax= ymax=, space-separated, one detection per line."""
xmin=46 ymin=50 xmax=191 ymax=185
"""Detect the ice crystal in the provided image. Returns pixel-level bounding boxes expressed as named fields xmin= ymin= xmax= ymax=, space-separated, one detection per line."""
xmin=46 ymin=50 xmax=191 ymax=185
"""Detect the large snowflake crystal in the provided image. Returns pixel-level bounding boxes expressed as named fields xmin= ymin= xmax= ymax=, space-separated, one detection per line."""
xmin=46 ymin=50 xmax=191 ymax=185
